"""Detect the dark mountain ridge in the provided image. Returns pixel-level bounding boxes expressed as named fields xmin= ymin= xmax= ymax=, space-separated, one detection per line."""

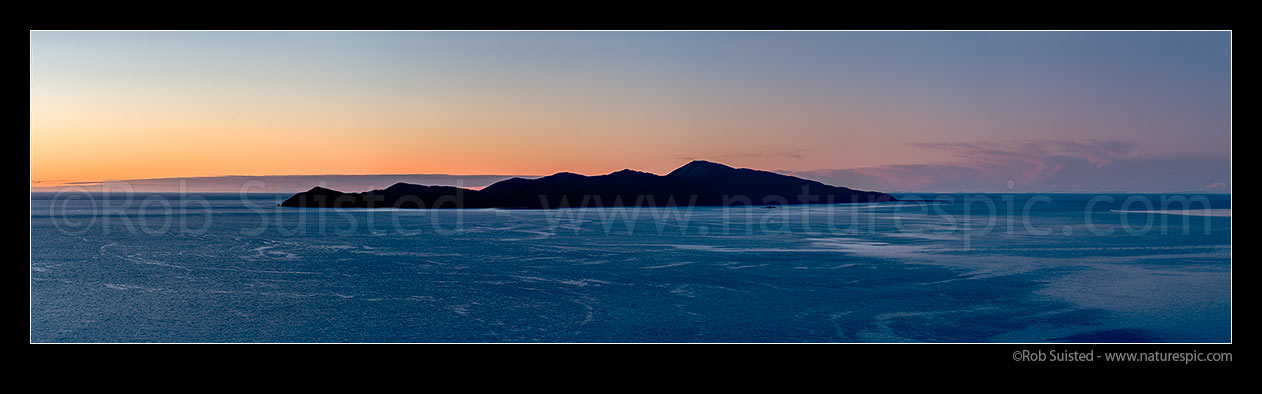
xmin=280 ymin=160 xmax=896 ymax=209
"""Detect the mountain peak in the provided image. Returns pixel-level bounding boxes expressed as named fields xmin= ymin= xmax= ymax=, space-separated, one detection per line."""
xmin=681 ymin=159 xmax=731 ymax=168
xmin=306 ymin=186 xmax=340 ymax=194
xmin=385 ymin=182 xmax=415 ymax=190
xmin=666 ymin=160 xmax=737 ymax=178
xmin=542 ymin=172 xmax=584 ymax=179
xmin=608 ymin=168 xmax=651 ymax=176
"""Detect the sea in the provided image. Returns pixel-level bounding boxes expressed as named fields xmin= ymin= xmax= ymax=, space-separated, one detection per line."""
xmin=30 ymin=192 xmax=1231 ymax=342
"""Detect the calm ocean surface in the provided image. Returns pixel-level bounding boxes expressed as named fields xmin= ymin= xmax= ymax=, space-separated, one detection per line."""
xmin=30 ymin=192 xmax=1231 ymax=342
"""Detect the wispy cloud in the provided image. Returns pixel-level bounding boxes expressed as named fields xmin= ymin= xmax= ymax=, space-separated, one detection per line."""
xmin=784 ymin=140 xmax=1229 ymax=193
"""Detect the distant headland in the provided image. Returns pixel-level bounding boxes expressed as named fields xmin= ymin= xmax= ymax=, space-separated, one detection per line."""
xmin=281 ymin=160 xmax=897 ymax=209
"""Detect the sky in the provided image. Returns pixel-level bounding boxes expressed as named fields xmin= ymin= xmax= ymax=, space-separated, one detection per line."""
xmin=30 ymin=31 xmax=1231 ymax=192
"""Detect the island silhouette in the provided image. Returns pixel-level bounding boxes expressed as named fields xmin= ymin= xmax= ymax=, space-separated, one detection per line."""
xmin=281 ymin=160 xmax=896 ymax=209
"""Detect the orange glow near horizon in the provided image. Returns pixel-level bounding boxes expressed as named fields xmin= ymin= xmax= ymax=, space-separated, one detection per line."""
xmin=29 ymin=78 xmax=922 ymax=186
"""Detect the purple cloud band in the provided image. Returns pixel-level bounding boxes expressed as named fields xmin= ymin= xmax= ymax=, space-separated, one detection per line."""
xmin=785 ymin=140 xmax=1229 ymax=193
